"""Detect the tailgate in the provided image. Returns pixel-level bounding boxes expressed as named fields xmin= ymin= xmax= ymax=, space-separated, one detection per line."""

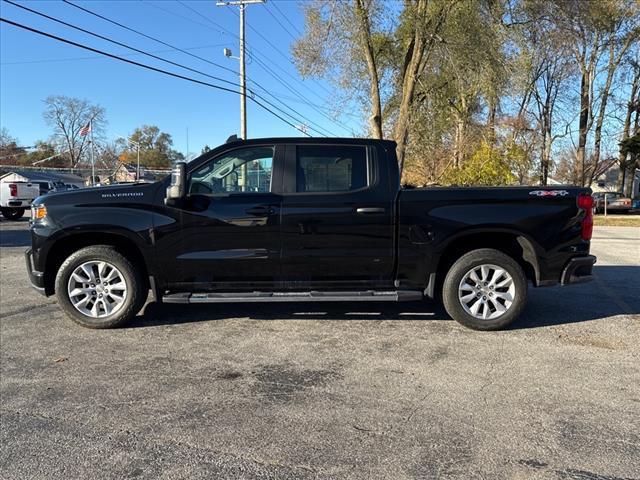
xmin=18 ymin=183 xmax=39 ymax=199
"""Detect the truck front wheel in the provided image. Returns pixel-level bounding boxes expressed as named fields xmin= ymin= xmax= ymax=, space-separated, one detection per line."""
xmin=442 ymin=248 xmax=528 ymax=331
xmin=54 ymin=246 xmax=147 ymax=328
xmin=1 ymin=207 xmax=25 ymax=220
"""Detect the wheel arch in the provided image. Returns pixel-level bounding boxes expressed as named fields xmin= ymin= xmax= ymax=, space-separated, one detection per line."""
xmin=43 ymin=231 xmax=149 ymax=295
xmin=433 ymin=230 xmax=541 ymax=297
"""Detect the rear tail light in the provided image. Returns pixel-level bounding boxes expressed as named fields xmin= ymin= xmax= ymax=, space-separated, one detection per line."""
xmin=9 ymin=183 xmax=17 ymax=197
xmin=578 ymin=194 xmax=593 ymax=241
xmin=577 ymin=195 xmax=593 ymax=210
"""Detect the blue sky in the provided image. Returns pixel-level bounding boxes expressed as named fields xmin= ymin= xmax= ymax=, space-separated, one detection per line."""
xmin=0 ymin=0 xmax=361 ymax=158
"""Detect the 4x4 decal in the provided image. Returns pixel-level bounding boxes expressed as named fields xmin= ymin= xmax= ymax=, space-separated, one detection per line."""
xmin=529 ymin=190 xmax=570 ymax=197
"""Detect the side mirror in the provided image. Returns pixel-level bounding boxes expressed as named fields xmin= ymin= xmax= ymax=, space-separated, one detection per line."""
xmin=165 ymin=162 xmax=186 ymax=205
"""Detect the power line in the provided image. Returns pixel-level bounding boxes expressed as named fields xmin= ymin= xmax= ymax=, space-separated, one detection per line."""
xmin=176 ymin=0 xmax=237 ymax=39
xmin=263 ymin=2 xmax=296 ymax=41
xmin=170 ymin=0 xmax=347 ymax=131
xmin=0 ymin=44 xmax=230 ymax=65
xmin=177 ymin=1 xmax=349 ymax=134
xmin=248 ymin=62 xmax=339 ymax=137
xmin=0 ymin=17 xmax=312 ymax=136
xmin=140 ymin=0 xmax=339 ymax=136
xmin=61 ymin=0 xmax=238 ymax=76
xmin=270 ymin=1 xmax=303 ymax=37
xmin=6 ymin=0 xmax=325 ymax=136
xmin=247 ymin=54 xmax=349 ymax=135
xmin=247 ymin=82 xmax=361 ymax=120
xmin=145 ymin=0 xmax=235 ymax=39
xmin=229 ymin=5 xmax=333 ymax=98
xmin=5 ymin=0 xmax=239 ymax=88
xmin=53 ymin=0 xmax=329 ymax=136
xmin=101 ymin=0 xmax=349 ymax=135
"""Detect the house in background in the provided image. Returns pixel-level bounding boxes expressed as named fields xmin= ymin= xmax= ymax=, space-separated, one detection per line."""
xmin=109 ymin=163 xmax=156 ymax=183
xmin=593 ymin=165 xmax=640 ymax=197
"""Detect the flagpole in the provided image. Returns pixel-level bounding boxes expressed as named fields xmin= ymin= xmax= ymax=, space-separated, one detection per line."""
xmin=90 ymin=119 xmax=95 ymax=186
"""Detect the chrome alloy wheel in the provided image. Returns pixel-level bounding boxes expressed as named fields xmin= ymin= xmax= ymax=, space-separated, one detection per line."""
xmin=458 ymin=264 xmax=515 ymax=320
xmin=67 ymin=261 xmax=127 ymax=318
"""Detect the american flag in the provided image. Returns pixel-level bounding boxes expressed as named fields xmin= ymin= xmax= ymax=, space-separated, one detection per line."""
xmin=79 ymin=121 xmax=91 ymax=136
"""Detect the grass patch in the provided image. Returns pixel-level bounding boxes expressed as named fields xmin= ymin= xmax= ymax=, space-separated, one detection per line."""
xmin=593 ymin=214 xmax=640 ymax=227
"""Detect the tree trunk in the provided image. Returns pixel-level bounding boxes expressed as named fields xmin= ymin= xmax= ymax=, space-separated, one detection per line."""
xmin=576 ymin=66 xmax=590 ymax=186
xmin=394 ymin=0 xmax=448 ymax=173
xmin=453 ymin=116 xmax=465 ymax=169
xmin=452 ymin=95 xmax=467 ymax=169
xmin=626 ymin=107 xmax=640 ymax=197
xmin=486 ymin=100 xmax=497 ymax=146
xmin=354 ymin=0 xmax=383 ymax=139
xmin=395 ymin=35 xmax=425 ymax=172
xmin=618 ymin=65 xmax=639 ymax=194
xmin=540 ymin=119 xmax=552 ymax=186
xmin=538 ymin=86 xmax=553 ymax=186
xmin=574 ymin=31 xmax=601 ymax=187
xmin=592 ymin=39 xmax=634 ymax=187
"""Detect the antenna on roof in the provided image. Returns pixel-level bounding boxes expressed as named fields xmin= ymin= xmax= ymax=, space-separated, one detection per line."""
xmin=225 ymin=134 xmax=239 ymax=144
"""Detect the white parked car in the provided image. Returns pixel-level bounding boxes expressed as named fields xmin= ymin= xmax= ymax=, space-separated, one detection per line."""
xmin=0 ymin=181 xmax=39 ymax=220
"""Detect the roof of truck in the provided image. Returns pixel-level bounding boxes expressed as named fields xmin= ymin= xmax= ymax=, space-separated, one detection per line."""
xmin=224 ymin=137 xmax=397 ymax=147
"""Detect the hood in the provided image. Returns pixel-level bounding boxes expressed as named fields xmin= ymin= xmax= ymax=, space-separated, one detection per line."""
xmin=34 ymin=182 xmax=161 ymax=206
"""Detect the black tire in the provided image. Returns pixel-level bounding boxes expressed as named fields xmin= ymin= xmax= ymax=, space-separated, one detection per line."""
xmin=1 ymin=207 xmax=25 ymax=220
xmin=442 ymin=248 xmax=528 ymax=331
xmin=55 ymin=246 xmax=147 ymax=328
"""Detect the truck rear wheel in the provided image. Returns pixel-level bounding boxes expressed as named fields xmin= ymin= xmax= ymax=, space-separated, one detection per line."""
xmin=54 ymin=246 xmax=147 ymax=329
xmin=442 ymin=248 xmax=527 ymax=331
xmin=1 ymin=207 xmax=25 ymax=220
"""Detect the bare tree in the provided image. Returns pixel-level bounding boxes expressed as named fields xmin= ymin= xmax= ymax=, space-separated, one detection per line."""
xmin=354 ymin=0 xmax=383 ymax=138
xmin=515 ymin=4 xmax=576 ymax=187
xmin=618 ymin=59 xmax=640 ymax=195
xmin=394 ymin=0 xmax=454 ymax=172
xmin=293 ymin=0 xmax=454 ymax=172
xmin=553 ymin=0 xmax=639 ymax=186
xmin=43 ymin=95 xmax=106 ymax=168
xmin=591 ymin=10 xmax=639 ymax=187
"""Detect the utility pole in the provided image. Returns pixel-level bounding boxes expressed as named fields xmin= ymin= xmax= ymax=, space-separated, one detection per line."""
xmin=218 ymin=0 xmax=263 ymax=192
xmin=136 ymin=143 xmax=140 ymax=181
xmin=217 ymin=0 xmax=264 ymax=140
xmin=116 ymin=136 xmax=141 ymax=181
xmin=90 ymin=119 xmax=95 ymax=186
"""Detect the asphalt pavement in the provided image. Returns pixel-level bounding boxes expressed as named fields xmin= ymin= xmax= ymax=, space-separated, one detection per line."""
xmin=1 ymin=218 xmax=639 ymax=479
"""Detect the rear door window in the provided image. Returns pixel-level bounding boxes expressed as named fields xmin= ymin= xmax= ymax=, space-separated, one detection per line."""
xmin=295 ymin=145 xmax=369 ymax=193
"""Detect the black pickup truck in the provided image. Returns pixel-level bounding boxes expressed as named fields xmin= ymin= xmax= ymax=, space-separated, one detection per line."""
xmin=26 ymin=137 xmax=596 ymax=330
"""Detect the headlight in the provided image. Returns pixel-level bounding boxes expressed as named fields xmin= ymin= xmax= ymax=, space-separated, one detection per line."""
xmin=31 ymin=204 xmax=47 ymax=220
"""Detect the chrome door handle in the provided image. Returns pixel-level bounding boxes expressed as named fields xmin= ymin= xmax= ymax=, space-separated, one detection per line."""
xmin=356 ymin=207 xmax=385 ymax=214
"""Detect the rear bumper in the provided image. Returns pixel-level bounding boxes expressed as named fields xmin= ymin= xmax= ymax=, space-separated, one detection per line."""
xmin=4 ymin=201 xmax=30 ymax=208
xmin=560 ymin=255 xmax=596 ymax=285
xmin=25 ymin=248 xmax=46 ymax=295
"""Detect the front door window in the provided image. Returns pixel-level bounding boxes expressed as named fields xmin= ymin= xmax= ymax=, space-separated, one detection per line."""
xmin=189 ymin=146 xmax=274 ymax=195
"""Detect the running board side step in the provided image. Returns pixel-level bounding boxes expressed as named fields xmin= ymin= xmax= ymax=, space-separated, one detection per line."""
xmin=162 ymin=290 xmax=424 ymax=304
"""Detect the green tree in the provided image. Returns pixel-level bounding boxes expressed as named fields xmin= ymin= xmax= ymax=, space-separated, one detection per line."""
xmin=24 ymin=141 xmax=64 ymax=167
xmin=0 ymin=128 xmax=26 ymax=165
xmin=442 ymin=141 xmax=516 ymax=186
xmin=120 ymin=125 xmax=184 ymax=169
